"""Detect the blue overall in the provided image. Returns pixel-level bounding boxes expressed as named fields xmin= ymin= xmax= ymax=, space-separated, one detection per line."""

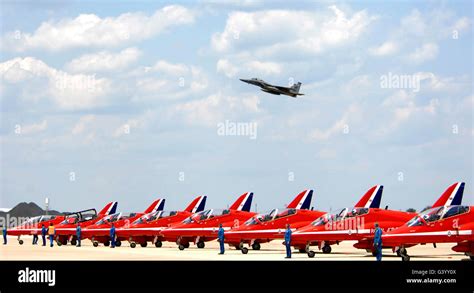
xmin=284 ymin=228 xmax=292 ymax=258
xmin=218 ymin=227 xmax=225 ymax=254
xmin=374 ymin=227 xmax=383 ymax=261
xmin=2 ymin=227 xmax=7 ymax=244
xmin=32 ymin=234 xmax=38 ymax=245
xmin=76 ymin=226 xmax=81 ymax=247
xmin=41 ymin=226 xmax=47 ymax=246
xmin=110 ymin=226 xmax=116 ymax=248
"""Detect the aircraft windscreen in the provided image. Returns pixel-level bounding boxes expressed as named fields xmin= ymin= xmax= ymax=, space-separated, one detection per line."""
xmin=60 ymin=215 xmax=79 ymax=225
xmin=345 ymin=208 xmax=369 ymax=218
xmin=311 ymin=213 xmax=330 ymax=226
xmin=408 ymin=206 xmax=471 ymax=227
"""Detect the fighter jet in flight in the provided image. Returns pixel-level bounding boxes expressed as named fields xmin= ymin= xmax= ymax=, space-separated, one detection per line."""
xmin=240 ymin=78 xmax=304 ymax=97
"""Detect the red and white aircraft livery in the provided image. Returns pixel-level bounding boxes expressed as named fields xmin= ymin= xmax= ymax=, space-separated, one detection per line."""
xmin=381 ymin=182 xmax=471 ymax=261
xmin=54 ymin=202 xmax=118 ymax=246
xmin=293 ymin=183 xmax=465 ymax=258
xmin=159 ymin=192 xmax=255 ymax=250
xmin=290 ymin=185 xmax=414 ymax=257
xmin=224 ymin=189 xmax=326 ymax=254
xmin=114 ymin=195 xmax=207 ymax=248
xmin=8 ymin=214 xmax=68 ymax=245
xmin=80 ymin=199 xmax=165 ymax=247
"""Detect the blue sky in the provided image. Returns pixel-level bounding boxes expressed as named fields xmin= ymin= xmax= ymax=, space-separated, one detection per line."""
xmin=0 ymin=0 xmax=472 ymax=213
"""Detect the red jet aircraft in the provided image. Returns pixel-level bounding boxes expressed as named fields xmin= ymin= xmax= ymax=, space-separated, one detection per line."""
xmin=293 ymin=183 xmax=465 ymax=258
xmin=54 ymin=201 xmax=118 ymax=246
xmin=159 ymin=192 xmax=255 ymax=250
xmin=224 ymin=189 xmax=326 ymax=254
xmin=115 ymin=195 xmax=207 ymax=248
xmin=8 ymin=214 xmax=68 ymax=245
xmin=381 ymin=182 xmax=471 ymax=261
xmin=80 ymin=199 xmax=165 ymax=247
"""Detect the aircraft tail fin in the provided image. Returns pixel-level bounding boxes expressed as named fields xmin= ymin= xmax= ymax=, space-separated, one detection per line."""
xmin=354 ymin=185 xmax=383 ymax=208
xmin=143 ymin=199 xmax=165 ymax=213
xmin=184 ymin=196 xmax=207 ymax=213
xmin=287 ymin=189 xmax=313 ymax=210
xmin=431 ymin=182 xmax=465 ymax=208
xmin=98 ymin=202 xmax=118 ymax=216
xmin=229 ymin=192 xmax=253 ymax=212
xmin=290 ymin=82 xmax=302 ymax=93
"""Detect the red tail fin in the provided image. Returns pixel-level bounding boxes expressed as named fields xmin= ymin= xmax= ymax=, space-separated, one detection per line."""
xmin=98 ymin=202 xmax=118 ymax=216
xmin=354 ymin=185 xmax=383 ymax=208
xmin=184 ymin=196 xmax=207 ymax=213
xmin=229 ymin=192 xmax=253 ymax=212
xmin=287 ymin=189 xmax=313 ymax=210
xmin=143 ymin=199 xmax=165 ymax=213
xmin=431 ymin=182 xmax=464 ymax=208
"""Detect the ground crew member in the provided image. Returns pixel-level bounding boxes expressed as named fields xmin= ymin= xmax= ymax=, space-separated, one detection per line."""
xmin=2 ymin=225 xmax=7 ymax=245
xmin=374 ymin=222 xmax=383 ymax=261
xmin=284 ymin=224 xmax=292 ymax=258
xmin=110 ymin=223 xmax=116 ymax=248
xmin=76 ymin=223 xmax=81 ymax=247
xmin=32 ymin=233 xmax=38 ymax=245
xmin=48 ymin=223 xmax=55 ymax=247
xmin=41 ymin=224 xmax=47 ymax=246
xmin=218 ymin=223 xmax=225 ymax=255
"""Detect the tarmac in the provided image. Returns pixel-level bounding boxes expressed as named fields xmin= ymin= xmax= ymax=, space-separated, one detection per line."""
xmin=0 ymin=236 xmax=470 ymax=261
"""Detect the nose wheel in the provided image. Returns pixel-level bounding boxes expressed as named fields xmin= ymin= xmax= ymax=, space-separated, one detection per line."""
xmin=322 ymin=244 xmax=332 ymax=254
xmin=251 ymin=242 xmax=260 ymax=250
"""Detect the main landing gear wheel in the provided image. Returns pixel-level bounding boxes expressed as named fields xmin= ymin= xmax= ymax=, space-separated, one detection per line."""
xmin=241 ymin=247 xmax=249 ymax=254
xmin=104 ymin=241 xmax=110 ymax=247
xmin=184 ymin=242 xmax=190 ymax=249
xmin=397 ymin=247 xmax=410 ymax=261
xmin=238 ymin=242 xmax=244 ymax=250
xmin=57 ymin=240 xmax=62 ymax=247
xmin=197 ymin=241 xmax=205 ymax=249
xmin=470 ymin=255 xmax=474 ymax=261
xmin=140 ymin=242 xmax=147 ymax=248
xmin=299 ymin=248 xmax=307 ymax=253
xmin=115 ymin=240 xmax=121 ymax=247
xmin=71 ymin=239 xmax=77 ymax=246
xmin=372 ymin=251 xmax=377 ymax=257
xmin=251 ymin=243 xmax=260 ymax=250
xmin=307 ymin=250 xmax=315 ymax=258
xmin=92 ymin=241 xmax=99 ymax=247
xmin=18 ymin=240 xmax=24 ymax=245
xmin=322 ymin=245 xmax=332 ymax=254
xmin=155 ymin=241 xmax=162 ymax=248
xmin=178 ymin=244 xmax=185 ymax=251
xmin=130 ymin=242 xmax=136 ymax=248
xmin=402 ymin=254 xmax=411 ymax=261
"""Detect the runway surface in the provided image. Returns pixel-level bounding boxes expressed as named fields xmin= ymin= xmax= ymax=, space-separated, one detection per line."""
xmin=0 ymin=236 xmax=469 ymax=261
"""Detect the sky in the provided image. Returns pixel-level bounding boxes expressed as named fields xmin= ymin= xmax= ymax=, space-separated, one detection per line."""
xmin=0 ymin=0 xmax=472 ymax=214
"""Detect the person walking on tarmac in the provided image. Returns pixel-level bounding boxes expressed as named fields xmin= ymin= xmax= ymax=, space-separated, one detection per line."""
xmin=218 ymin=223 xmax=225 ymax=255
xmin=41 ymin=224 xmax=47 ymax=246
xmin=48 ymin=223 xmax=55 ymax=247
xmin=76 ymin=223 xmax=82 ymax=247
xmin=110 ymin=223 xmax=116 ymax=248
xmin=32 ymin=233 xmax=38 ymax=245
xmin=284 ymin=224 xmax=292 ymax=259
xmin=374 ymin=222 xmax=383 ymax=261
xmin=2 ymin=225 xmax=7 ymax=245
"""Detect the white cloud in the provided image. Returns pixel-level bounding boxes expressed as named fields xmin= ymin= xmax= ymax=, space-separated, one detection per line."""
xmin=216 ymin=58 xmax=281 ymax=78
xmin=3 ymin=5 xmax=195 ymax=51
xmin=20 ymin=120 xmax=48 ymax=134
xmin=66 ymin=48 xmax=141 ymax=73
xmin=152 ymin=60 xmax=190 ymax=76
xmin=401 ymin=9 xmax=426 ymax=36
xmin=308 ymin=104 xmax=361 ymax=141
xmin=407 ymin=43 xmax=438 ymax=63
xmin=72 ymin=115 xmax=96 ymax=135
xmin=0 ymin=57 xmax=111 ymax=109
xmin=211 ymin=6 xmax=377 ymax=56
xmin=369 ymin=41 xmax=398 ymax=56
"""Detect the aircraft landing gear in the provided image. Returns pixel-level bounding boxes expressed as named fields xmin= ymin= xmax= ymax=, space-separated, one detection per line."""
xmin=140 ymin=242 xmax=147 ymax=248
xmin=130 ymin=242 xmax=136 ymax=248
xmin=322 ymin=244 xmax=332 ymax=254
xmin=197 ymin=241 xmax=205 ymax=249
xmin=104 ymin=241 xmax=110 ymax=247
xmin=241 ymin=247 xmax=249 ymax=254
xmin=18 ymin=239 xmax=24 ymax=245
xmin=397 ymin=247 xmax=410 ymax=261
xmin=470 ymin=255 xmax=474 ymax=261
xmin=115 ymin=240 xmax=121 ymax=247
xmin=155 ymin=241 xmax=162 ymax=248
xmin=92 ymin=241 xmax=99 ymax=247
xmin=298 ymin=248 xmax=306 ymax=253
xmin=178 ymin=244 xmax=185 ymax=251
xmin=251 ymin=242 xmax=260 ymax=250
xmin=307 ymin=250 xmax=315 ymax=258
xmin=70 ymin=239 xmax=77 ymax=246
